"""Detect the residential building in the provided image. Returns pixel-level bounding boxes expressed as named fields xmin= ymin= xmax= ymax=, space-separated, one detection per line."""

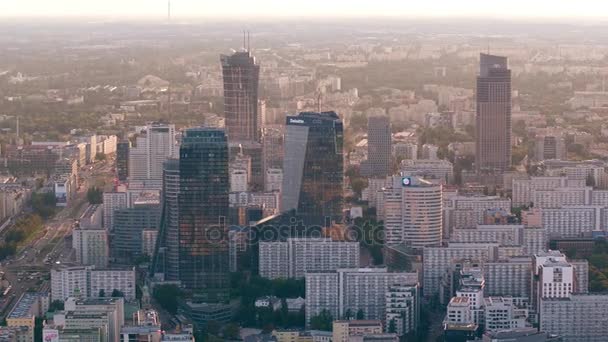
xmin=102 ymin=191 xmax=127 ymax=230
xmin=51 ymin=265 xmax=136 ymax=301
xmin=332 ymin=320 xmax=383 ymax=342
xmin=305 ymin=268 xmax=418 ymax=328
xmin=72 ymin=226 xmax=108 ymax=268
xmin=540 ymin=294 xmax=608 ymax=342
xmin=400 ymin=159 xmax=453 ymax=184
xmin=484 ymin=297 xmax=527 ymax=332
xmin=128 ymin=122 xmax=177 ymax=184
xmin=385 ymin=284 xmax=419 ymax=337
xmin=259 ymin=238 xmax=359 ymax=279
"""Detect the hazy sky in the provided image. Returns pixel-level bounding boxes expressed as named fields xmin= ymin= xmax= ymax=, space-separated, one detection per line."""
xmin=2 ymin=0 xmax=608 ymax=19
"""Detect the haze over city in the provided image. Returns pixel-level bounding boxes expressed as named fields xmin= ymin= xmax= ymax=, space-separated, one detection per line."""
xmin=3 ymin=1 xmax=608 ymax=342
xmin=3 ymin=0 xmax=608 ymax=19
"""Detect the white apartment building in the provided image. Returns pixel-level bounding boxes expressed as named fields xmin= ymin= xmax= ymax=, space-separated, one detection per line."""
xmin=63 ymin=297 xmax=124 ymax=342
xmin=532 ymin=187 xmax=591 ymax=208
xmin=385 ymin=284 xmax=419 ymax=337
xmin=230 ymin=168 xmax=249 ymax=192
xmin=450 ymin=225 xmax=547 ymax=256
xmin=445 ymin=297 xmax=472 ymax=324
xmin=72 ymin=227 xmax=108 ymax=268
xmin=512 ymin=177 xmax=583 ymax=207
xmin=129 ymin=123 xmax=177 ymax=183
xmin=541 ymin=206 xmax=604 ymax=238
xmin=484 ymin=257 xmax=532 ymax=298
xmin=259 ymin=238 xmax=359 ymax=279
xmin=540 ymin=294 xmax=608 ymax=342
xmin=265 ymin=168 xmax=283 ymax=192
xmin=423 ymin=243 xmax=497 ymax=296
xmin=483 ymin=297 xmax=528 ymax=332
xmin=102 ymin=191 xmax=127 ymax=230
xmin=305 ymin=268 xmax=418 ymax=328
xmin=443 ymin=195 xmax=511 ymax=236
xmin=51 ymin=265 xmax=136 ymax=301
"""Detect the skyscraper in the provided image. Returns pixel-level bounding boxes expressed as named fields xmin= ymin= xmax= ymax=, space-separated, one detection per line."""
xmin=178 ymin=128 xmax=230 ymax=300
xmin=381 ymin=175 xmax=442 ymax=248
xmin=116 ymin=140 xmax=130 ymax=182
xmin=158 ymin=158 xmax=180 ymax=281
xmin=281 ymin=111 xmax=344 ymax=225
xmin=129 ymin=122 xmax=177 ymax=185
xmin=221 ymin=51 xmax=260 ymax=143
xmin=366 ymin=114 xmax=392 ymax=177
xmin=475 ymin=53 xmax=512 ymax=174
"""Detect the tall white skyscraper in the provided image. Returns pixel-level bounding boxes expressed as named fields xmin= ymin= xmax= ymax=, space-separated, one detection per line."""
xmin=129 ymin=122 xmax=177 ymax=184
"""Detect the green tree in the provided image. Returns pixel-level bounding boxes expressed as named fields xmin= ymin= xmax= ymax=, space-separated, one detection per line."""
xmin=388 ymin=319 xmax=396 ymax=333
xmin=153 ymin=284 xmax=182 ymax=314
xmin=356 ymin=309 xmax=365 ymax=320
xmin=343 ymin=309 xmax=353 ymax=320
xmin=205 ymin=320 xmax=221 ymax=336
xmin=222 ymin=323 xmax=240 ymax=340
xmin=87 ymin=187 xmax=103 ymax=204
xmin=111 ymin=289 xmax=124 ymax=297
xmin=49 ymin=300 xmax=64 ymax=312
xmin=309 ymin=309 xmax=333 ymax=331
xmin=95 ymin=152 xmax=106 ymax=161
xmin=98 ymin=289 xmax=105 ymax=297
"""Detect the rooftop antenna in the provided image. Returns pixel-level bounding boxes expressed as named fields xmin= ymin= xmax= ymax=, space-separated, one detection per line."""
xmin=167 ymin=0 xmax=171 ymax=21
xmin=317 ymin=92 xmax=322 ymax=113
xmin=243 ymin=30 xmax=246 ymax=51
xmin=247 ymin=30 xmax=251 ymax=52
xmin=487 ymin=38 xmax=490 ymax=54
xmin=16 ymin=116 xmax=19 ymax=145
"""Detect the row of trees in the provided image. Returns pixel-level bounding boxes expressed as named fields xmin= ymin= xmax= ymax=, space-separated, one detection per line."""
xmin=0 ymin=214 xmax=44 ymax=261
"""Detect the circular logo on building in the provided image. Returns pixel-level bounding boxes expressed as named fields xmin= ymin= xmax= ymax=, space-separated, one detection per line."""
xmin=402 ymin=177 xmax=412 ymax=186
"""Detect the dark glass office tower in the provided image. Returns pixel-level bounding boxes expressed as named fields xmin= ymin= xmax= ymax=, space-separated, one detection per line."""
xmin=281 ymin=111 xmax=344 ymax=226
xmin=161 ymin=158 xmax=180 ymax=281
xmin=221 ymin=51 xmax=260 ymax=143
xmin=178 ymin=128 xmax=229 ymax=301
xmin=116 ymin=140 xmax=130 ymax=182
xmin=476 ymin=53 xmax=512 ymax=174
xmin=367 ymin=114 xmax=391 ymax=177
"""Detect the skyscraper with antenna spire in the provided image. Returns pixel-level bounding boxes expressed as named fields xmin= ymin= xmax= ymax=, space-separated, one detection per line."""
xmin=221 ymin=34 xmax=260 ymax=143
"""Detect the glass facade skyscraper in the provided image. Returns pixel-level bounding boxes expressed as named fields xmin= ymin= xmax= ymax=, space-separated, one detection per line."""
xmin=281 ymin=111 xmax=344 ymax=226
xmin=476 ymin=53 xmax=512 ymax=174
xmin=116 ymin=140 xmax=129 ymax=182
xmin=178 ymin=128 xmax=230 ymax=301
